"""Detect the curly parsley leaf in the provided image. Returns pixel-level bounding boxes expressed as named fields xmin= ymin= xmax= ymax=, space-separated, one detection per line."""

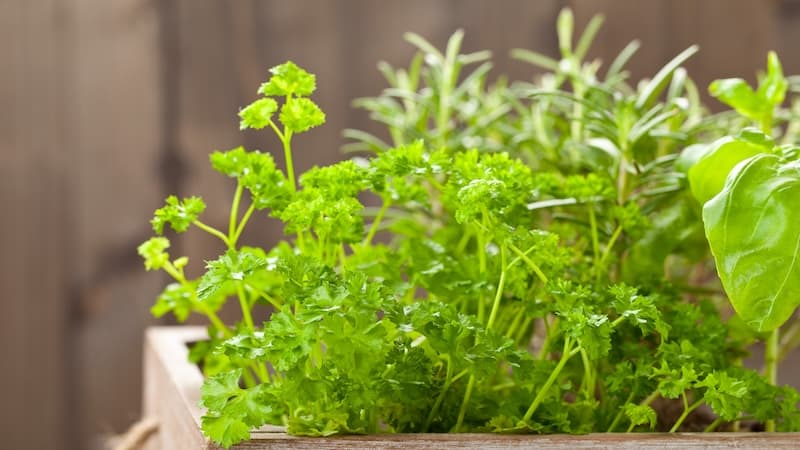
xmin=137 ymin=237 xmax=170 ymax=271
xmin=279 ymin=97 xmax=326 ymax=133
xmin=259 ymin=61 xmax=317 ymax=97
xmin=239 ymin=98 xmax=278 ymax=130
xmin=151 ymin=195 xmax=206 ymax=234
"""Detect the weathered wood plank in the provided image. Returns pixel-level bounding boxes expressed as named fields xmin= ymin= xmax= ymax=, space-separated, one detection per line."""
xmin=69 ymin=0 xmax=165 ymax=447
xmin=145 ymin=326 xmax=800 ymax=450
xmin=0 ymin=1 xmax=72 ymax=448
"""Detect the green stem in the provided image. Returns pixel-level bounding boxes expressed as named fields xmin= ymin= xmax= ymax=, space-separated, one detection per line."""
xmin=192 ymin=220 xmax=230 ymax=247
xmin=237 ymin=282 xmax=255 ymax=331
xmin=572 ymin=82 xmax=585 ymax=143
xmin=508 ymin=243 xmax=548 ymax=284
xmin=765 ymin=327 xmax=780 ymax=432
xmin=229 ymin=183 xmax=243 ymax=241
xmin=617 ymin=157 xmax=629 ymax=205
xmin=538 ymin=317 xmax=560 ymax=359
xmin=486 ymin=246 xmax=507 ymax=330
xmin=267 ymin=119 xmax=285 ymax=142
xmin=456 ymin=229 xmax=472 ymax=254
xmin=597 ymin=224 xmax=623 ymax=274
xmin=244 ymin=284 xmax=283 ymax=312
xmin=579 ymin=347 xmax=595 ymax=401
xmin=437 ymin=62 xmax=452 ymax=149
xmin=504 ymin=306 xmax=524 ymax=339
xmin=424 ymin=356 xmax=459 ymax=432
xmin=283 ymin=132 xmax=296 ymax=191
xmin=364 ymin=199 xmax=390 ymax=246
xmin=607 ymin=389 xmax=636 ymax=432
xmin=476 ymin=223 xmax=487 ymax=323
xmin=669 ymin=394 xmax=703 ymax=432
xmin=232 ymin=204 xmax=256 ymax=246
xmin=704 ymin=416 xmax=724 ymax=433
xmin=201 ymin=306 xmax=232 ymax=338
xmin=778 ymin=319 xmax=800 ymax=362
xmin=454 ymin=374 xmax=476 ymax=432
xmin=515 ymin=317 xmax=533 ymax=345
xmin=241 ymin=367 xmax=257 ymax=388
xmin=523 ymin=337 xmax=574 ymax=422
xmin=588 ymin=204 xmax=600 ymax=268
xmin=163 ymin=261 xmax=234 ymax=338
xmin=760 ymin=114 xmax=773 ymax=136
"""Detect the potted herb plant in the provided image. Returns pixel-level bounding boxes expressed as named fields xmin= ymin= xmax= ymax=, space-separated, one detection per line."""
xmin=139 ymin=10 xmax=800 ymax=449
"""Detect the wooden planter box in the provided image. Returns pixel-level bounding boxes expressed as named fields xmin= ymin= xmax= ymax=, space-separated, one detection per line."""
xmin=143 ymin=326 xmax=798 ymax=449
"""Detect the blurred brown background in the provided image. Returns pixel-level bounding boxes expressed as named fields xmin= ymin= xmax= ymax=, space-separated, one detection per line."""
xmin=3 ymin=1 xmax=800 ymax=449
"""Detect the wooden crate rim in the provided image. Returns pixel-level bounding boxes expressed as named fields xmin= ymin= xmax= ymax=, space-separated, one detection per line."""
xmin=146 ymin=325 xmax=800 ymax=448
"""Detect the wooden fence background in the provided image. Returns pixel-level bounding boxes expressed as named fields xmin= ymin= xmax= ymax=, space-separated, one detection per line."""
xmin=3 ymin=1 xmax=800 ymax=448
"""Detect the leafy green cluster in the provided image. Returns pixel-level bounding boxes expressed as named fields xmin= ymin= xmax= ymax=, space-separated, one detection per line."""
xmin=139 ymin=9 xmax=800 ymax=448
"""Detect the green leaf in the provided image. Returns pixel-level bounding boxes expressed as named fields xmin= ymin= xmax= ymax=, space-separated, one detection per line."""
xmin=710 ymin=52 xmax=786 ymax=126
xmin=151 ymin=282 xmax=194 ymax=321
xmin=688 ymin=135 xmax=768 ymax=204
xmin=623 ymin=403 xmax=656 ymax=430
xmin=556 ymin=8 xmax=574 ymax=57
xmin=151 ymin=196 xmax=206 ymax=234
xmin=198 ymin=249 xmax=268 ymax=301
xmin=757 ymin=51 xmax=787 ymax=107
xmin=211 ymin=147 xmax=292 ymax=211
xmin=137 ymin=237 xmax=170 ymax=271
xmin=703 ymin=154 xmax=800 ymax=331
xmin=259 ymin=61 xmax=316 ymax=97
xmin=697 ymin=370 xmax=748 ymax=421
xmin=279 ymin=98 xmax=326 ymax=133
xmin=239 ymin=98 xmax=278 ymax=130
xmin=201 ymin=369 xmax=280 ymax=448
xmin=636 ymin=46 xmax=698 ymax=109
xmin=709 ymin=78 xmax=767 ymax=122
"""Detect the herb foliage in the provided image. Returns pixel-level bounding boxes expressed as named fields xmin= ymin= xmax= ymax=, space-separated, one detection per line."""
xmin=139 ymin=9 xmax=800 ymax=447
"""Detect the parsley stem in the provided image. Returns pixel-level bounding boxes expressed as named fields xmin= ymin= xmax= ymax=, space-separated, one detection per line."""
xmin=538 ymin=317 xmax=559 ymax=359
xmin=515 ymin=316 xmax=533 ymax=345
xmin=229 ymin=183 xmax=243 ymax=241
xmin=424 ymin=355 xmax=454 ymax=432
xmin=588 ymin=204 xmax=600 ymax=275
xmin=669 ymin=395 xmax=703 ymax=432
xmin=524 ymin=336 xmax=574 ymax=422
xmin=509 ymin=243 xmax=548 ymax=284
xmin=476 ymin=219 xmax=487 ymax=323
xmin=504 ymin=306 xmax=524 ymax=339
xmin=232 ymin=203 xmax=256 ymax=246
xmin=244 ymin=284 xmax=283 ymax=312
xmin=579 ymin=347 xmax=596 ymax=401
xmin=598 ymin=224 xmax=623 ymax=279
xmin=704 ymin=416 xmax=724 ymax=433
xmin=607 ymin=388 xmax=636 ymax=432
xmin=454 ymin=374 xmax=476 ymax=432
xmin=283 ymin=130 xmax=296 ymax=192
xmin=237 ymin=282 xmax=255 ymax=331
xmin=202 ymin=306 xmax=233 ymax=339
xmin=765 ymin=327 xmax=780 ymax=432
xmin=486 ymin=246 xmax=507 ymax=330
xmin=364 ymin=199 xmax=390 ymax=246
xmin=193 ymin=220 xmax=230 ymax=247
xmin=241 ymin=367 xmax=257 ymax=388
xmin=163 ymin=260 xmax=234 ymax=338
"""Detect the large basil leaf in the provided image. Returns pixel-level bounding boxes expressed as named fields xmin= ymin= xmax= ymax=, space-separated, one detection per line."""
xmin=688 ymin=136 xmax=768 ymax=204
xmin=703 ymin=154 xmax=800 ymax=331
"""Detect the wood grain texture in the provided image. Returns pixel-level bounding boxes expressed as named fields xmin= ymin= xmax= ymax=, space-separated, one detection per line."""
xmin=145 ymin=326 xmax=800 ymax=450
xmin=69 ymin=0 xmax=165 ymax=446
xmin=0 ymin=0 xmax=72 ymax=448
